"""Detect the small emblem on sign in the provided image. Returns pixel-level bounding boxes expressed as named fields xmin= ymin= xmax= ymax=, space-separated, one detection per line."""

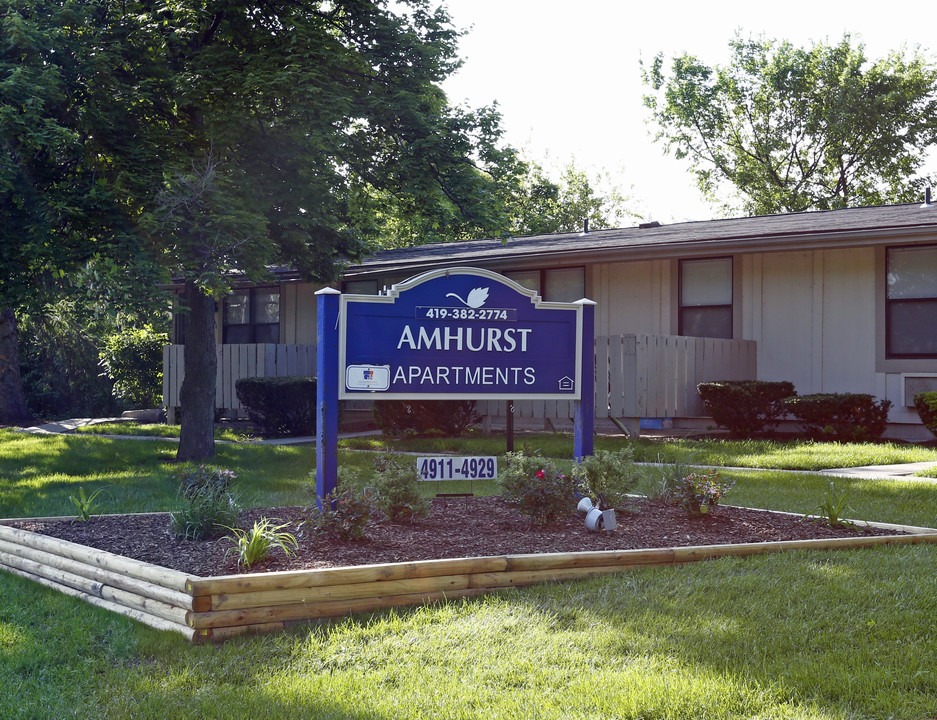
xmin=558 ymin=376 xmax=575 ymax=391
xmin=346 ymin=365 xmax=391 ymax=391
xmin=445 ymin=287 xmax=489 ymax=308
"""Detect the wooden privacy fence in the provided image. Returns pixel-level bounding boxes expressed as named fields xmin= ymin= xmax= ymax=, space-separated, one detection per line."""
xmin=480 ymin=334 xmax=757 ymax=422
xmin=163 ymin=335 xmax=755 ymax=424
xmin=163 ymin=344 xmax=316 ymax=418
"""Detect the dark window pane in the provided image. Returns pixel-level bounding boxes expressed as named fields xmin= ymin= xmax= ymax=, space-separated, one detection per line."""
xmin=887 ymin=300 xmax=937 ymax=356
xmin=253 ymin=291 xmax=279 ymax=324
xmin=680 ymin=307 xmax=732 ymax=339
xmin=253 ymin=323 xmax=279 ymax=344
xmin=543 ymin=267 xmax=584 ymax=302
xmin=224 ymin=292 xmax=250 ymax=324
xmin=224 ymin=325 xmax=251 ymax=344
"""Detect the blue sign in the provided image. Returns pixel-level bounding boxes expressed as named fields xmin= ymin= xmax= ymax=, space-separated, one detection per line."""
xmin=338 ymin=267 xmax=583 ymax=400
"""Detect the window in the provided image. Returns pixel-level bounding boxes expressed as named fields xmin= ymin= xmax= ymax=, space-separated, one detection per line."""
xmin=342 ymin=279 xmax=379 ymax=295
xmin=223 ymin=289 xmax=280 ymax=344
xmin=504 ymin=267 xmax=585 ymax=302
xmin=679 ymin=257 xmax=733 ymax=338
xmin=886 ymin=245 xmax=937 ymax=358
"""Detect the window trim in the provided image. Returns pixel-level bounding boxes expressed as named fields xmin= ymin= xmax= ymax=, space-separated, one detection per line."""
xmin=885 ymin=243 xmax=937 ymax=360
xmin=678 ymin=256 xmax=734 ymax=339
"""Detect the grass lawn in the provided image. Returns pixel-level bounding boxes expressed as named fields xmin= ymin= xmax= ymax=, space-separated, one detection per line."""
xmin=1 ymin=429 xmax=936 ymax=719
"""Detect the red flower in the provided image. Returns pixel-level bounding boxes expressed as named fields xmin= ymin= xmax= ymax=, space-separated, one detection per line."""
xmin=536 ymin=470 xmax=545 ymax=479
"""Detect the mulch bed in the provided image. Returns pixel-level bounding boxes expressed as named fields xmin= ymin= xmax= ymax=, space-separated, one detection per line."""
xmin=9 ymin=496 xmax=901 ymax=578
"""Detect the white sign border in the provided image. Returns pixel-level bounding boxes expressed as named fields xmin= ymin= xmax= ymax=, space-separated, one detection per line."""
xmin=337 ymin=267 xmax=584 ymax=401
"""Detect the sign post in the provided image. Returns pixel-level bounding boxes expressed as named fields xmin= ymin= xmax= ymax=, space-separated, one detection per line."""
xmin=316 ymin=267 xmax=595 ymax=503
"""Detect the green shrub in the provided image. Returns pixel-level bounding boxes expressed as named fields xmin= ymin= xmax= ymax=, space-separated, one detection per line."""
xmin=308 ymin=487 xmax=377 ymax=540
xmin=785 ymin=393 xmax=892 ymax=442
xmin=170 ymin=465 xmax=239 ymax=540
xmin=235 ymin=376 xmax=317 ymax=437
xmin=670 ymin=470 xmax=735 ymax=515
xmin=499 ymin=450 xmax=580 ymax=524
xmin=99 ymin=325 xmax=167 ymax=408
xmin=571 ymin=448 xmax=639 ymax=508
xmin=697 ymin=380 xmax=795 ymax=436
xmin=371 ymin=452 xmax=428 ymax=522
xmin=372 ymin=400 xmax=479 ymax=436
xmin=914 ymin=391 xmax=937 ymax=439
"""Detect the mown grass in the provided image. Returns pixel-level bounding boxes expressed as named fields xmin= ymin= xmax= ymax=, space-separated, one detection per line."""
xmin=1 ymin=429 xmax=937 ymax=718
xmin=341 ymin=432 xmax=937 ymax=471
xmin=75 ymin=422 xmax=252 ymax=442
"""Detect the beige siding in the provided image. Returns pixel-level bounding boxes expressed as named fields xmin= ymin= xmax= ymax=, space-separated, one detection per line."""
xmin=592 ymin=260 xmax=670 ymax=336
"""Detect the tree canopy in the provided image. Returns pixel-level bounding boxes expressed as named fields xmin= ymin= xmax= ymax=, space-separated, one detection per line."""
xmin=1 ymin=0 xmax=536 ymax=455
xmin=642 ymin=34 xmax=937 ymax=215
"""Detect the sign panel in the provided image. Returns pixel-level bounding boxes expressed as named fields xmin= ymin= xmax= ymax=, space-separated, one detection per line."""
xmin=416 ymin=456 xmax=498 ymax=482
xmin=339 ymin=267 xmax=583 ymax=400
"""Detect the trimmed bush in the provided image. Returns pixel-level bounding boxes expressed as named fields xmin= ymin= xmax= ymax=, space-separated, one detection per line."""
xmin=785 ymin=393 xmax=892 ymax=442
xmin=913 ymin=391 xmax=937 ymax=439
xmin=697 ymin=380 xmax=795 ymax=436
xmin=571 ymin=448 xmax=639 ymax=509
xmin=372 ymin=400 xmax=479 ymax=436
xmin=235 ymin=376 xmax=317 ymax=437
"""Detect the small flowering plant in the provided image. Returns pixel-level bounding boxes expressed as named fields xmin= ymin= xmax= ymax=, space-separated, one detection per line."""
xmin=175 ymin=465 xmax=237 ymax=500
xmin=306 ymin=487 xmax=377 ymax=540
xmin=673 ymin=470 xmax=735 ymax=515
xmin=500 ymin=451 xmax=580 ymax=524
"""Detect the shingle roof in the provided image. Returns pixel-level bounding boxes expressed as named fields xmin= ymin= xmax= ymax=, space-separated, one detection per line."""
xmin=343 ymin=202 xmax=937 ymax=278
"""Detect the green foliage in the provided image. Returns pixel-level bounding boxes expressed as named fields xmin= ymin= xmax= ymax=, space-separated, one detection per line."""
xmin=643 ymin=33 xmax=937 ymax=214
xmin=307 ymin=471 xmax=378 ymax=541
xmin=697 ymin=380 xmax=795 ymax=436
xmin=99 ymin=326 xmax=167 ymax=409
xmin=500 ymin=450 xmax=580 ymax=524
xmin=371 ymin=453 xmax=428 ymax=522
xmin=806 ymin=481 xmax=857 ymax=529
xmin=224 ymin=518 xmax=298 ymax=569
xmin=913 ymin=391 xmax=937 ymax=438
xmin=785 ymin=393 xmax=892 ymax=442
xmin=571 ymin=448 xmax=639 ymax=508
xmin=372 ymin=400 xmax=479 ymax=437
xmin=638 ymin=451 xmax=700 ymax=501
xmin=670 ymin=470 xmax=735 ymax=515
xmin=68 ymin=486 xmax=106 ymax=521
xmin=170 ymin=465 xmax=239 ymax=540
xmin=235 ymin=376 xmax=317 ymax=437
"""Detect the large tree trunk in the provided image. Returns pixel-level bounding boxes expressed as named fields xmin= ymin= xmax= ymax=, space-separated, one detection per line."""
xmin=176 ymin=281 xmax=216 ymax=462
xmin=0 ymin=308 xmax=35 ymax=426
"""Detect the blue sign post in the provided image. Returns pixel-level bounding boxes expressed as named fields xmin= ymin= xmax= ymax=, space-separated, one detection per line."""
xmin=316 ymin=267 xmax=595 ymax=504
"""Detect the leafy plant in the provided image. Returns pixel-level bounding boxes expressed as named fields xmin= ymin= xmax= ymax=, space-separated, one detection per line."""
xmin=170 ymin=488 xmax=240 ymax=541
xmin=174 ymin=465 xmax=237 ymax=501
xmin=913 ymin=391 xmax=937 ymax=439
xmin=499 ymin=449 xmax=580 ymax=524
xmin=224 ymin=518 xmax=298 ymax=569
xmin=99 ymin=325 xmax=167 ymax=409
xmin=571 ymin=448 xmax=639 ymax=508
xmin=785 ymin=393 xmax=892 ymax=442
xmin=639 ymin=452 xmax=697 ymax=501
xmin=372 ymin=400 xmax=480 ymax=437
xmin=371 ymin=453 xmax=428 ymax=522
xmin=69 ymin=486 xmax=107 ymax=521
xmin=170 ymin=465 xmax=239 ymax=540
xmin=697 ymin=380 xmax=796 ymax=437
xmin=671 ymin=471 xmax=735 ymax=515
xmin=307 ymin=487 xmax=377 ymax=541
xmin=805 ymin=481 xmax=857 ymax=530
xmin=235 ymin=376 xmax=317 ymax=437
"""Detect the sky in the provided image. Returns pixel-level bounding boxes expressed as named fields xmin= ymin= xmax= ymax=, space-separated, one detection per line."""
xmin=438 ymin=0 xmax=937 ymax=224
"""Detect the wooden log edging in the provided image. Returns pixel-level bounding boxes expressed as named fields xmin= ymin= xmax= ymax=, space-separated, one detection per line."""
xmin=1 ymin=515 xmax=936 ymax=643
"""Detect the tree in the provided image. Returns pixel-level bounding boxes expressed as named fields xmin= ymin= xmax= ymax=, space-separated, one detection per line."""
xmin=642 ymin=34 xmax=937 ymax=215
xmin=2 ymin=1 xmax=525 ymax=458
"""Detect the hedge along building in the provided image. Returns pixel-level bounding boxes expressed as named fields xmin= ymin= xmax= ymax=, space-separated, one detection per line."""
xmin=163 ymin=201 xmax=937 ymax=440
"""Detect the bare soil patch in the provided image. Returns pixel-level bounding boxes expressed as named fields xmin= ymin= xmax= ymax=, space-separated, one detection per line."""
xmin=10 ymin=497 xmax=901 ymax=578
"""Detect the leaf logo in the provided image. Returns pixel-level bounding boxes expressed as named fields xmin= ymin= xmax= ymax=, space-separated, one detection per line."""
xmin=446 ymin=287 xmax=489 ymax=309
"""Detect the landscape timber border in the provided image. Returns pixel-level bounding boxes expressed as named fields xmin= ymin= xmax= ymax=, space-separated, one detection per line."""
xmin=1 ymin=512 xmax=936 ymax=643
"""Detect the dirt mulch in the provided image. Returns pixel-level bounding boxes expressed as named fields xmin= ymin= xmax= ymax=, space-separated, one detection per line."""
xmin=8 ymin=496 xmax=903 ymax=578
